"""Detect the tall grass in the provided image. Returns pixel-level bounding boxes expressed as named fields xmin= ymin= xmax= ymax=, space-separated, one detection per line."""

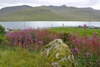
xmin=0 ymin=45 xmax=51 ymax=67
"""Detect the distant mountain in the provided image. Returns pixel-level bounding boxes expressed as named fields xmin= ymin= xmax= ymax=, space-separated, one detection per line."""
xmin=48 ymin=5 xmax=67 ymax=9
xmin=81 ymin=7 xmax=94 ymax=11
xmin=0 ymin=5 xmax=100 ymax=21
xmin=0 ymin=5 xmax=32 ymax=16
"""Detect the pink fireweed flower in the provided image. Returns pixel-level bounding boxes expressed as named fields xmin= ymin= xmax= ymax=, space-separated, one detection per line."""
xmin=61 ymin=32 xmax=63 ymax=35
xmin=68 ymin=35 xmax=70 ymax=37
xmin=54 ymin=34 xmax=57 ymax=38
xmin=81 ymin=36 xmax=85 ymax=42
xmin=77 ymin=31 xmax=79 ymax=34
xmin=71 ymin=36 xmax=73 ymax=39
xmin=71 ymin=49 xmax=75 ymax=54
xmin=30 ymin=40 xmax=33 ymax=43
xmin=38 ymin=41 xmax=40 ymax=43
xmin=85 ymin=52 xmax=89 ymax=56
xmin=38 ymin=41 xmax=43 ymax=44
xmin=93 ymin=33 xmax=97 ymax=36
xmin=76 ymin=39 xmax=80 ymax=44
xmin=84 ymin=24 xmax=87 ymax=28
xmin=38 ymin=41 xmax=43 ymax=48
xmin=51 ymin=36 xmax=54 ymax=39
xmin=73 ymin=48 xmax=80 ymax=55
xmin=72 ymin=40 xmax=76 ymax=43
xmin=98 ymin=63 xmax=100 ymax=65
xmin=35 ymin=39 xmax=37 ymax=42
xmin=71 ymin=49 xmax=74 ymax=52
xmin=75 ymin=48 xmax=79 ymax=51
xmin=82 ymin=36 xmax=85 ymax=40
xmin=51 ymin=32 xmax=53 ymax=35
xmin=19 ymin=42 xmax=22 ymax=46
xmin=88 ymin=38 xmax=93 ymax=41
xmin=59 ymin=35 xmax=61 ymax=38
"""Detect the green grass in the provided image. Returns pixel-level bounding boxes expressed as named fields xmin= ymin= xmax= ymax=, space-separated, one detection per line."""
xmin=0 ymin=45 xmax=51 ymax=67
xmin=50 ymin=27 xmax=100 ymax=36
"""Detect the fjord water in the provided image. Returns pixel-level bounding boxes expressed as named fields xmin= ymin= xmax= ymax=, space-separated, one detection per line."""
xmin=0 ymin=21 xmax=100 ymax=29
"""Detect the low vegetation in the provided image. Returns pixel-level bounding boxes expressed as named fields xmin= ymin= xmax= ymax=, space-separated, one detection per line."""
xmin=50 ymin=27 xmax=100 ymax=37
xmin=0 ymin=45 xmax=51 ymax=67
xmin=0 ymin=24 xmax=100 ymax=67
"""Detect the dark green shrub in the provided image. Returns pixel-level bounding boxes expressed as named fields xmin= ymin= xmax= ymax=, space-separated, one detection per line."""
xmin=60 ymin=33 xmax=68 ymax=42
xmin=0 ymin=24 xmax=5 ymax=35
xmin=0 ymin=24 xmax=6 ymax=43
xmin=0 ymin=35 xmax=8 ymax=43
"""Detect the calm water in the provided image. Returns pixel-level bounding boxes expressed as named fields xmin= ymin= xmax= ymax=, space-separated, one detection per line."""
xmin=0 ymin=21 xmax=100 ymax=29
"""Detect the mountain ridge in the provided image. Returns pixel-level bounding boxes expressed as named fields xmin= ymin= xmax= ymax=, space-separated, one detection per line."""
xmin=0 ymin=5 xmax=100 ymax=21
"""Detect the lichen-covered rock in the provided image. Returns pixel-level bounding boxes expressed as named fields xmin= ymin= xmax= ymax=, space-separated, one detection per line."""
xmin=40 ymin=39 xmax=74 ymax=67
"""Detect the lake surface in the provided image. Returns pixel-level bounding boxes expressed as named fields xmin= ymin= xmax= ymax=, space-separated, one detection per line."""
xmin=0 ymin=21 xmax=100 ymax=30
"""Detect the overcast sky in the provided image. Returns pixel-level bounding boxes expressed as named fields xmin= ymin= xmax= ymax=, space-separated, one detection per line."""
xmin=0 ymin=0 xmax=100 ymax=9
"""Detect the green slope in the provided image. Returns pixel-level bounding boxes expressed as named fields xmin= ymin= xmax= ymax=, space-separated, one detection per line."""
xmin=0 ymin=5 xmax=100 ymax=21
xmin=0 ymin=7 xmax=67 ymax=21
xmin=0 ymin=5 xmax=32 ymax=16
xmin=47 ymin=6 xmax=100 ymax=21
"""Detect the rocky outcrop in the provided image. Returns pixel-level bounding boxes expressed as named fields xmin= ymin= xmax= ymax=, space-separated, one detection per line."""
xmin=40 ymin=39 xmax=74 ymax=67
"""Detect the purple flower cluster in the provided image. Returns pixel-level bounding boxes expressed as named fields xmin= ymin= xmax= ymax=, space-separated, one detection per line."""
xmin=6 ymin=28 xmax=62 ymax=49
xmin=85 ymin=52 xmax=89 ymax=56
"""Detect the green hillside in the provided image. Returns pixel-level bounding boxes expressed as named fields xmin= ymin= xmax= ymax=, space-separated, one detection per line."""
xmin=47 ymin=6 xmax=100 ymax=21
xmin=0 ymin=7 xmax=66 ymax=21
xmin=0 ymin=5 xmax=100 ymax=21
xmin=0 ymin=5 xmax=32 ymax=17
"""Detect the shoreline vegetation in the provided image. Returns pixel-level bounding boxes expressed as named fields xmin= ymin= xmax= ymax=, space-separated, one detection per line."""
xmin=0 ymin=24 xmax=100 ymax=67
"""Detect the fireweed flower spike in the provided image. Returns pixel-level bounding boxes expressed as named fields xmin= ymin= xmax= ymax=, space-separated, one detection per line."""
xmin=84 ymin=24 xmax=87 ymax=28
xmin=85 ymin=52 xmax=89 ymax=56
xmin=98 ymin=63 xmax=100 ymax=65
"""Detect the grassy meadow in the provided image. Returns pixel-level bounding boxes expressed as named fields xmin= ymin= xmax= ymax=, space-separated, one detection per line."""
xmin=0 ymin=45 xmax=51 ymax=67
xmin=50 ymin=27 xmax=100 ymax=37
xmin=0 ymin=24 xmax=100 ymax=67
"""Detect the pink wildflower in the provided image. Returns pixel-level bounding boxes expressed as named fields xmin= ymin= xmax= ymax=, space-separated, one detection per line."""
xmin=77 ymin=31 xmax=79 ymax=34
xmin=75 ymin=48 xmax=79 ymax=51
xmin=84 ymin=24 xmax=87 ymax=28
xmin=85 ymin=52 xmax=89 ymax=56
xmin=72 ymin=40 xmax=76 ymax=43
xmin=98 ymin=63 xmax=100 ymax=65
xmin=68 ymin=35 xmax=70 ymax=37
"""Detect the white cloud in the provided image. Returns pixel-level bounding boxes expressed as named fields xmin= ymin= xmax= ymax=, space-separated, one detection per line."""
xmin=91 ymin=1 xmax=100 ymax=9
xmin=92 ymin=4 xmax=100 ymax=9
xmin=38 ymin=0 xmax=87 ymax=3
xmin=0 ymin=0 xmax=100 ymax=9
xmin=37 ymin=0 xmax=88 ymax=6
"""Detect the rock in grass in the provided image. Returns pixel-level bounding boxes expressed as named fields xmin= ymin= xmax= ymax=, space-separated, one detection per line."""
xmin=40 ymin=39 xmax=74 ymax=67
